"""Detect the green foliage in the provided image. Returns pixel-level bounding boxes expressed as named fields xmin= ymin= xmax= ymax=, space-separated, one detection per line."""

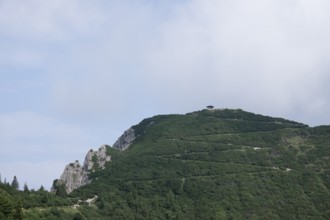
xmin=23 ymin=183 xmax=29 ymax=193
xmin=92 ymin=154 xmax=99 ymax=171
xmin=68 ymin=109 xmax=329 ymax=219
xmin=12 ymin=199 xmax=23 ymax=220
xmin=2 ymin=109 xmax=330 ymax=219
xmin=52 ymin=180 xmax=68 ymax=197
xmin=0 ymin=177 xmax=80 ymax=219
xmin=0 ymin=188 xmax=14 ymax=218
xmin=11 ymin=176 xmax=19 ymax=191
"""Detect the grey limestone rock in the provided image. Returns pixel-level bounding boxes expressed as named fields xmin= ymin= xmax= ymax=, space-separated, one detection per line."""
xmin=83 ymin=145 xmax=111 ymax=171
xmin=55 ymin=160 xmax=89 ymax=194
xmin=53 ymin=145 xmax=111 ymax=193
xmin=53 ymin=127 xmax=135 ymax=194
xmin=112 ymin=127 xmax=135 ymax=151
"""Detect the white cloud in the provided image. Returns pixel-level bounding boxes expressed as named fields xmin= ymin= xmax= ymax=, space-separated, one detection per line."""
xmin=0 ymin=112 xmax=85 ymax=142
xmin=0 ymin=47 xmax=43 ymax=69
xmin=0 ymin=0 xmax=105 ymax=41
xmin=142 ymin=0 xmax=330 ymax=123
xmin=36 ymin=0 xmax=330 ymax=126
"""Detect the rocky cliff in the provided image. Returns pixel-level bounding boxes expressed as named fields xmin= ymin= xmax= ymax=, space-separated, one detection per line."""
xmin=112 ymin=127 xmax=136 ymax=151
xmin=52 ymin=145 xmax=111 ymax=193
xmin=83 ymin=145 xmax=111 ymax=171
xmin=52 ymin=127 xmax=136 ymax=193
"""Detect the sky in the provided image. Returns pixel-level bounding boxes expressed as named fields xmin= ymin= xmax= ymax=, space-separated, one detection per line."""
xmin=1 ymin=0 xmax=330 ymax=190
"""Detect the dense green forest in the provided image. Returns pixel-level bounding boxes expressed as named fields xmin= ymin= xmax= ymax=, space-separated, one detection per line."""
xmin=0 ymin=175 xmax=85 ymax=219
xmin=1 ymin=109 xmax=330 ymax=219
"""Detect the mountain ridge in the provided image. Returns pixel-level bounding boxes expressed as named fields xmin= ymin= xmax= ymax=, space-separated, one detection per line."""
xmin=53 ymin=108 xmax=314 ymax=195
xmin=2 ymin=108 xmax=328 ymax=219
xmin=68 ymin=108 xmax=329 ymax=219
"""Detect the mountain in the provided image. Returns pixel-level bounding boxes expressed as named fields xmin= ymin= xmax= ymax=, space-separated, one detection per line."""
xmin=1 ymin=108 xmax=330 ymax=219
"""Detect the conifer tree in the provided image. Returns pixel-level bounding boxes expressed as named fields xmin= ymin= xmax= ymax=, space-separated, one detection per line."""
xmin=55 ymin=183 xmax=67 ymax=197
xmin=13 ymin=199 xmax=23 ymax=220
xmin=11 ymin=176 xmax=19 ymax=190
xmin=0 ymin=189 xmax=14 ymax=217
xmin=23 ymin=182 xmax=29 ymax=193
xmin=38 ymin=185 xmax=45 ymax=192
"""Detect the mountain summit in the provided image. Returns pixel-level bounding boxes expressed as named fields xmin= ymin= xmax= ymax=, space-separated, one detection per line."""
xmin=53 ymin=108 xmax=329 ymax=219
xmin=2 ymin=108 xmax=329 ymax=219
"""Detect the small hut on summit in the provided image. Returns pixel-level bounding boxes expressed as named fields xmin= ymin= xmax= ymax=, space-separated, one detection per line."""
xmin=206 ymin=105 xmax=214 ymax=110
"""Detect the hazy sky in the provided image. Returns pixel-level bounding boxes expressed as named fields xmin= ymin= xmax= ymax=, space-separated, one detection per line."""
xmin=1 ymin=0 xmax=330 ymax=190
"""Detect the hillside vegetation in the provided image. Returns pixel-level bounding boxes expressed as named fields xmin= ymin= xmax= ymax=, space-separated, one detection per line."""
xmin=1 ymin=109 xmax=330 ymax=219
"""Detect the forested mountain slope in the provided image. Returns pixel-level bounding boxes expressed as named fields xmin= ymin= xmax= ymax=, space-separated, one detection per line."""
xmin=1 ymin=109 xmax=329 ymax=219
xmin=72 ymin=109 xmax=330 ymax=219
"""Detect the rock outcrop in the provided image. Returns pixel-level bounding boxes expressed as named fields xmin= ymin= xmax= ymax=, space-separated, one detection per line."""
xmin=52 ymin=128 xmax=136 ymax=193
xmin=54 ymin=160 xmax=89 ymax=194
xmin=52 ymin=145 xmax=111 ymax=194
xmin=84 ymin=145 xmax=111 ymax=171
xmin=112 ymin=127 xmax=136 ymax=151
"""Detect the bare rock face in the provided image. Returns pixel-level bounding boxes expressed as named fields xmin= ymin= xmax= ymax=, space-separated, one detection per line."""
xmin=52 ymin=127 xmax=135 ymax=194
xmin=112 ymin=128 xmax=136 ymax=151
xmin=55 ymin=160 xmax=89 ymax=194
xmin=52 ymin=145 xmax=111 ymax=194
xmin=83 ymin=145 xmax=111 ymax=171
